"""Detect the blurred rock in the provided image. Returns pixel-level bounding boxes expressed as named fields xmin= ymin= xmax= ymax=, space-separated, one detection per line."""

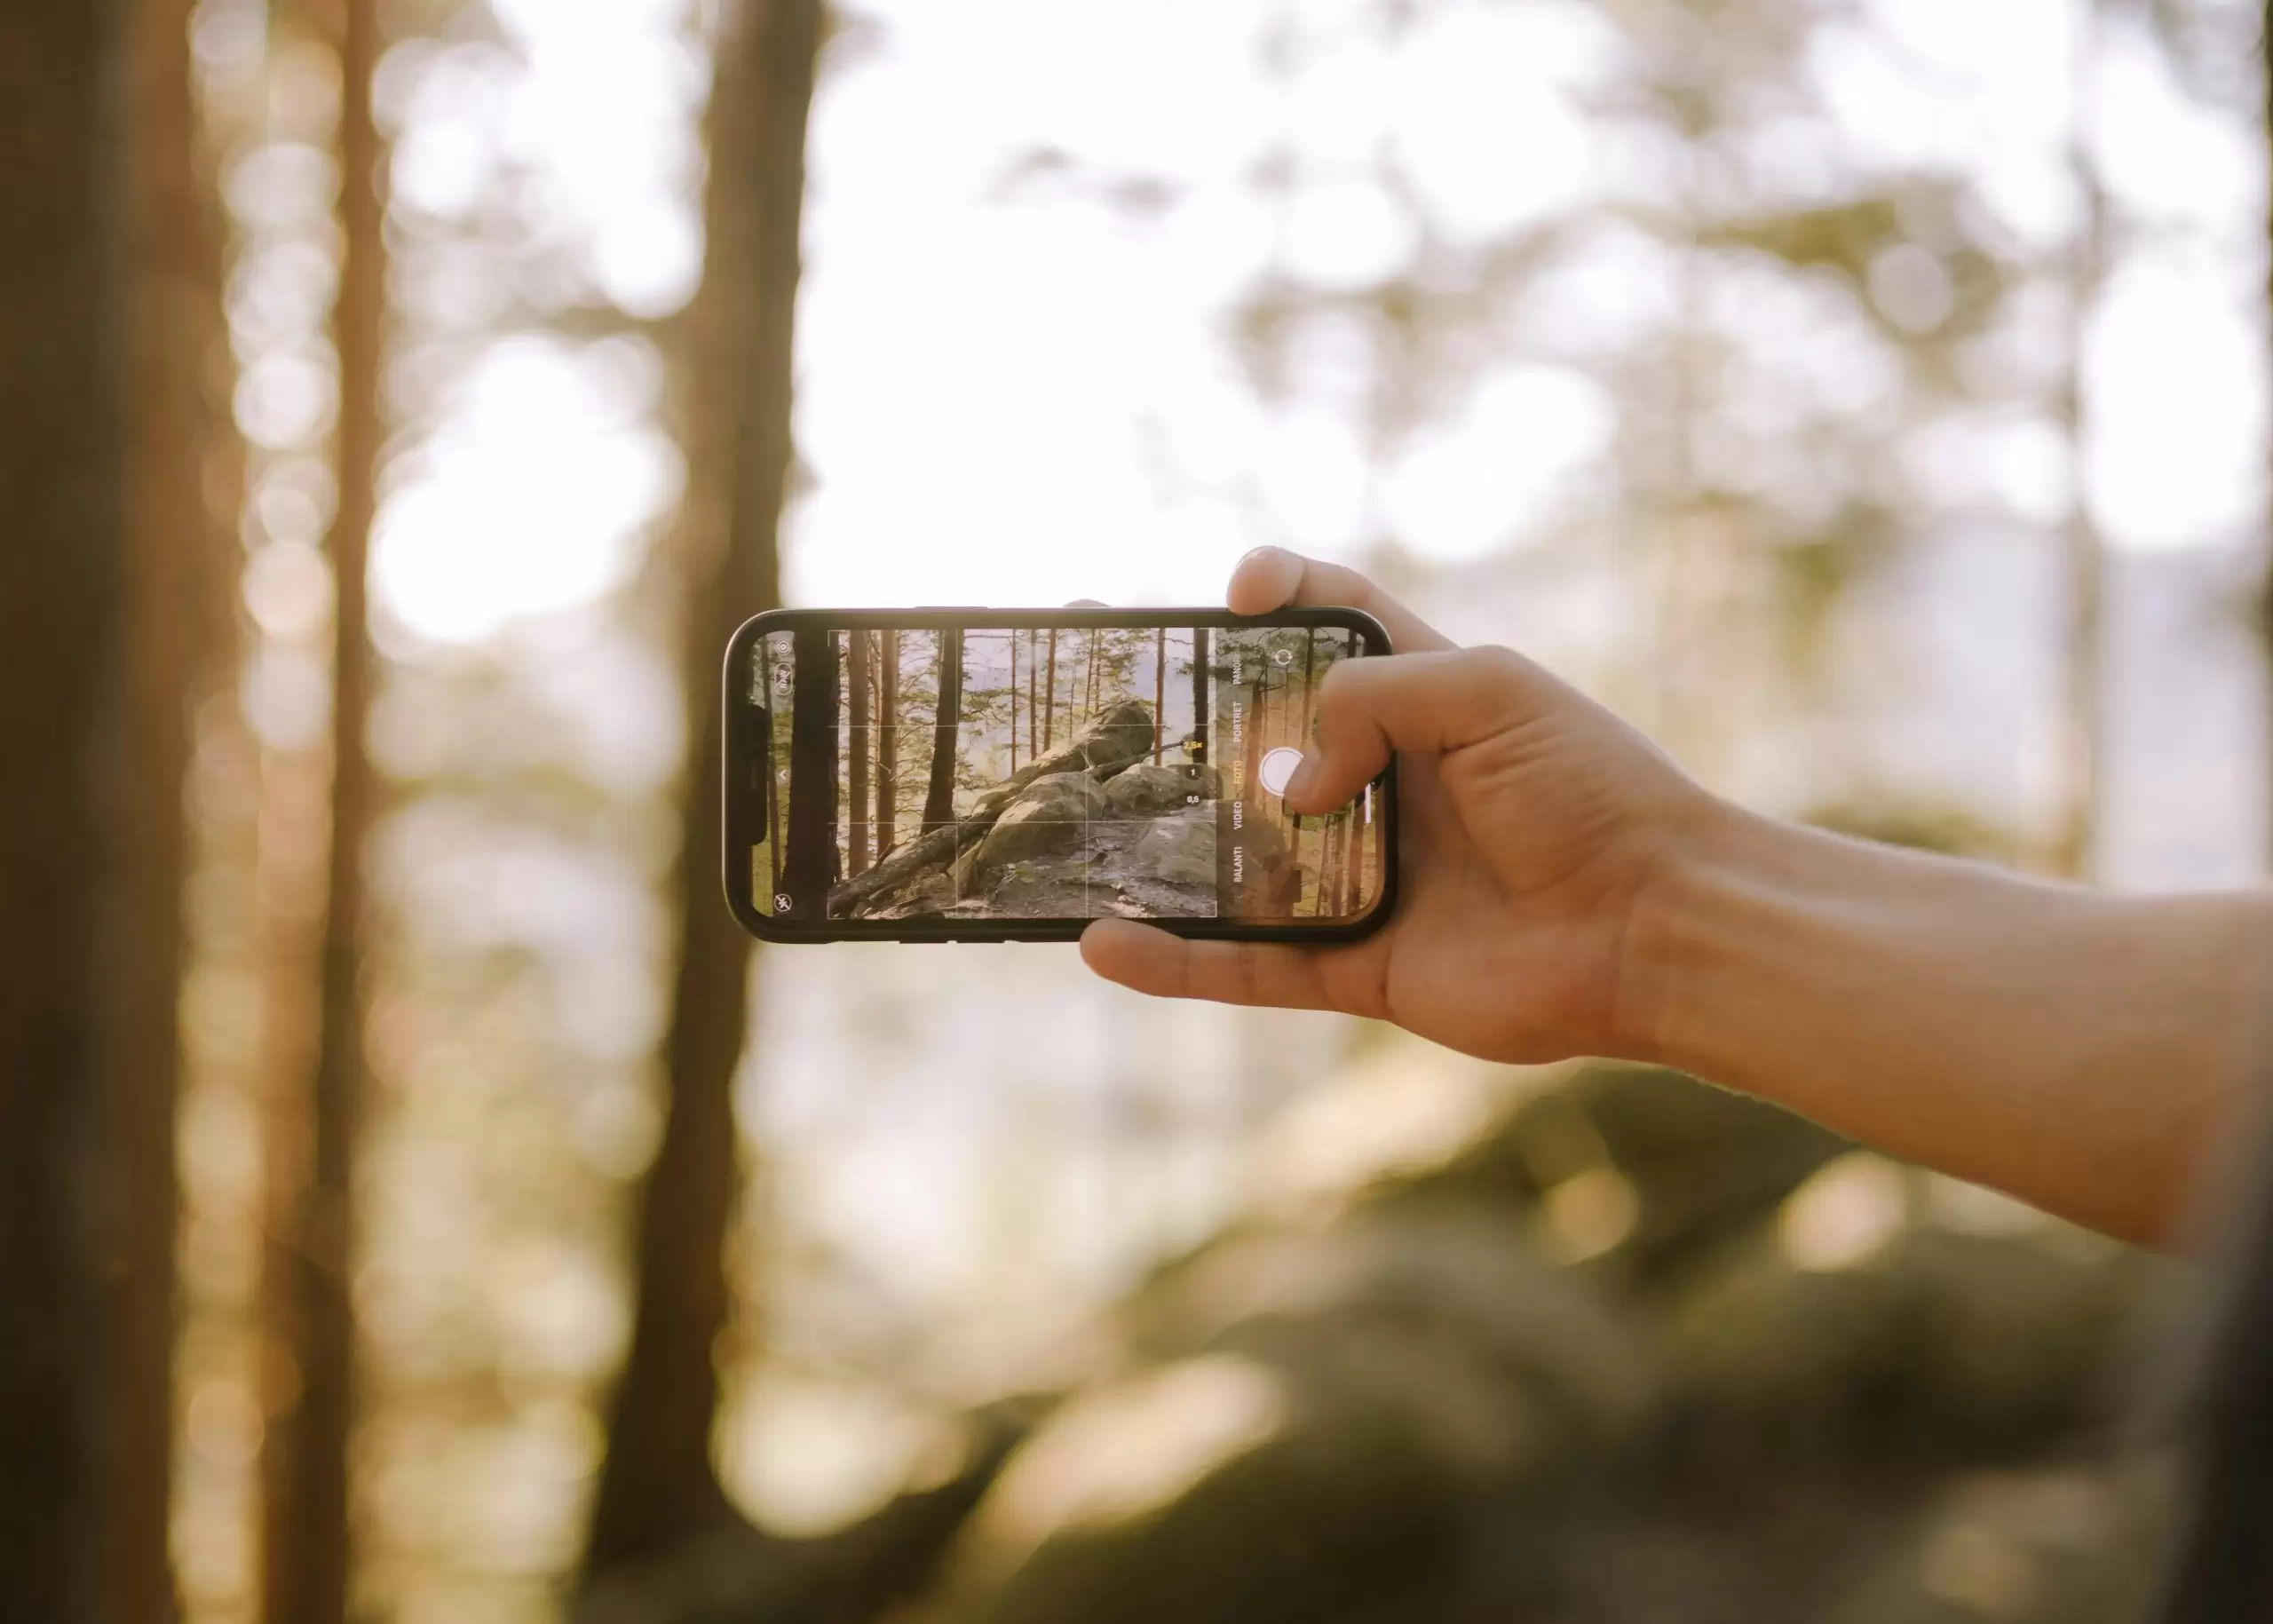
xmin=916 ymin=1214 xmax=1652 ymax=1624
xmin=1657 ymin=1216 xmax=2148 ymax=1470
xmin=1363 ymin=1062 xmax=1849 ymax=1279
xmin=871 ymin=1063 xmax=2172 ymax=1624
xmin=1825 ymin=1462 xmax=2174 ymax=1624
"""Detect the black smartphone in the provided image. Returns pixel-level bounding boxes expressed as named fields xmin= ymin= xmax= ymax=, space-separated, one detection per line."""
xmin=721 ymin=606 xmax=1398 ymax=943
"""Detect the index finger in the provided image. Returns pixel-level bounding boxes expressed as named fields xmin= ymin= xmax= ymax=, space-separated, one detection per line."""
xmin=1227 ymin=548 xmax=1455 ymax=654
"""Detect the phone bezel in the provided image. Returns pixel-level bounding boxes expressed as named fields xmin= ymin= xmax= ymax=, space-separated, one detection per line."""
xmin=721 ymin=606 xmax=1399 ymax=944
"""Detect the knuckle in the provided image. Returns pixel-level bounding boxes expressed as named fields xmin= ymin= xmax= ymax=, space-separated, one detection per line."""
xmin=1459 ymin=645 xmax=1535 ymax=701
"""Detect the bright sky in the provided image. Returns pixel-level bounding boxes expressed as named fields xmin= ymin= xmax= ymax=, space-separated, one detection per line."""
xmin=362 ymin=0 xmax=2267 ymax=644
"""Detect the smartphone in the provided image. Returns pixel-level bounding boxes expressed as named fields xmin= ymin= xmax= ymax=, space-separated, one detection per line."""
xmin=721 ymin=607 xmax=1398 ymax=943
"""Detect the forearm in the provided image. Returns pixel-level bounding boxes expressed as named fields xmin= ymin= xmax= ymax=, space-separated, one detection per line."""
xmin=1630 ymin=803 xmax=2273 ymax=1247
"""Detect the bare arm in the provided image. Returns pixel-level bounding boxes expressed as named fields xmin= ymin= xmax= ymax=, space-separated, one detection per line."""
xmin=1628 ymin=803 xmax=2273 ymax=1246
xmin=1083 ymin=549 xmax=2273 ymax=1248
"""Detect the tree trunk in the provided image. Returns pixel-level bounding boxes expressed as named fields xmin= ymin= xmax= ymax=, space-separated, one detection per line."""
xmin=260 ymin=2 xmax=384 ymax=1619
xmin=1191 ymin=629 xmax=1211 ymax=763
xmin=847 ymin=630 xmax=872 ymax=876
xmin=782 ymin=630 xmax=842 ymax=920
xmin=1242 ymin=661 xmax=1266 ymax=859
xmin=1153 ymin=628 xmax=1166 ymax=762
xmin=923 ymin=631 xmax=964 ymax=832
xmin=2263 ymin=0 xmax=2273 ymax=867
xmin=2053 ymin=0 xmax=2106 ymax=881
xmin=875 ymin=630 xmax=899 ymax=860
xmin=0 ymin=2 xmax=124 ymax=1614
xmin=1041 ymin=628 xmax=1058 ymax=753
xmin=107 ymin=0 xmax=234 ymax=1615
xmin=760 ymin=638 xmax=783 ymax=900
xmin=583 ymin=0 xmax=823 ymax=1580
xmin=1027 ymin=629 xmax=1040 ymax=759
xmin=1007 ymin=627 xmax=1019 ymax=773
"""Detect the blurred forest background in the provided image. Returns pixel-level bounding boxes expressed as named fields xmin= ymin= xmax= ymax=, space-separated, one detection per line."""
xmin=4 ymin=0 xmax=2272 ymax=1621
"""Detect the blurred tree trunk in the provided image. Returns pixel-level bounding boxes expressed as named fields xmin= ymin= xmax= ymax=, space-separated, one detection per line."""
xmin=110 ymin=0 xmax=237 ymax=1619
xmin=2263 ymin=0 xmax=2273 ymax=866
xmin=260 ymin=0 xmax=386 ymax=1620
xmin=0 ymin=3 xmax=126 ymax=1616
xmin=2055 ymin=0 xmax=2107 ymax=881
xmin=583 ymin=0 xmax=825 ymax=1577
xmin=923 ymin=632 xmax=963 ymax=831
xmin=2 ymin=0 xmax=230 ymax=1616
xmin=1 ymin=0 xmax=235 ymax=1612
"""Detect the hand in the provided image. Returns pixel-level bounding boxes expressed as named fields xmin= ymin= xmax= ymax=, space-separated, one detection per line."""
xmin=1080 ymin=548 xmax=1716 ymax=1064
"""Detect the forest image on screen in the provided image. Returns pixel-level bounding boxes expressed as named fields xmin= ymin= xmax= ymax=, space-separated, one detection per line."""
xmin=748 ymin=625 xmax=1384 ymax=924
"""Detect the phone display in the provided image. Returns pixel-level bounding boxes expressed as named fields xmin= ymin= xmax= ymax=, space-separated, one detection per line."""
xmin=722 ymin=609 xmax=1395 ymax=942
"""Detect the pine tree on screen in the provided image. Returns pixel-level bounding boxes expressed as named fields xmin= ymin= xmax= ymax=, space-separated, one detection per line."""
xmin=875 ymin=630 xmax=899 ymax=860
xmin=1153 ymin=626 xmax=1166 ymax=761
xmin=847 ymin=630 xmax=872 ymax=876
xmin=1191 ymin=629 xmax=1210 ymax=764
xmin=783 ymin=630 xmax=841 ymax=918
xmin=923 ymin=630 xmax=962 ymax=832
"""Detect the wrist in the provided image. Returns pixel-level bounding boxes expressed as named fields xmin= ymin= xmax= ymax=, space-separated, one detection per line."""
xmin=1610 ymin=794 xmax=1794 ymax=1075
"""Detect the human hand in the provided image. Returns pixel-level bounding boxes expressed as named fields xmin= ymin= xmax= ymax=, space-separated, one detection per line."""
xmin=1080 ymin=548 xmax=1716 ymax=1064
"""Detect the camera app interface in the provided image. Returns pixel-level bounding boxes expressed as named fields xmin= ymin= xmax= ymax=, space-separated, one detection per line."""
xmin=748 ymin=624 xmax=1383 ymax=925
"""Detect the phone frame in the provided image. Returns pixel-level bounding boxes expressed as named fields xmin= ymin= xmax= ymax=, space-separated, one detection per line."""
xmin=721 ymin=606 xmax=1398 ymax=944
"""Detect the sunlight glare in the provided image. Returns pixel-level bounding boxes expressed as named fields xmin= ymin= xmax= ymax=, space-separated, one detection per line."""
xmin=372 ymin=337 xmax=681 ymax=644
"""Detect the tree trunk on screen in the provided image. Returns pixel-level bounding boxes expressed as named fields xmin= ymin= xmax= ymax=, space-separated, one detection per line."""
xmin=1027 ymin=629 xmax=1040 ymax=759
xmin=760 ymin=638 xmax=784 ymax=899
xmin=1242 ymin=665 xmax=1266 ymax=865
xmin=0 ymin=3 xmax=122 ymax=1613
xmin=875 ymin=630 xmax=899 ymax=859
xmin=1295 ymin=632 xmax=1318 ymax=852
xmin=847 ymin=630 xmax=872 ymax=876
xmin=781 ymin=630 xmax=841 ymax=920
xmin=1007 ymin=628 xmax=1019 ymax=773
xmin=1153 ymin=628 xmax=1166 ymax=761
xmin=1191 ymin=630 xmax=1211 ymax=764
xmin=1349 ymin=800 xmax=1365 ymax=915
xmin=1331 ymin=812 xmax=1346 ymax=917
xmin=260 ymin=2 xmax=385 ymax=1619
xmin=923 ymin=631 xmax=963 ymax=833
xmin=1041 ymin=628 xmax=1058 ymax=753
xmin=1354 ymin=796 xmax=1373 ymax=909
xmin=583 ymin=0 xmax=824 ymax=1580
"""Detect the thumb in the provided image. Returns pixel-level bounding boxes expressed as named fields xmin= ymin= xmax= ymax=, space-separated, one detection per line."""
xmin=1283 ymin=646 xmax=1547 ymax=813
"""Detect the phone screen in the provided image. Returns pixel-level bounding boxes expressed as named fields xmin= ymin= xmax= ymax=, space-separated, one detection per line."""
xmin=741 ymin=621 xmax=1386 ymax=929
